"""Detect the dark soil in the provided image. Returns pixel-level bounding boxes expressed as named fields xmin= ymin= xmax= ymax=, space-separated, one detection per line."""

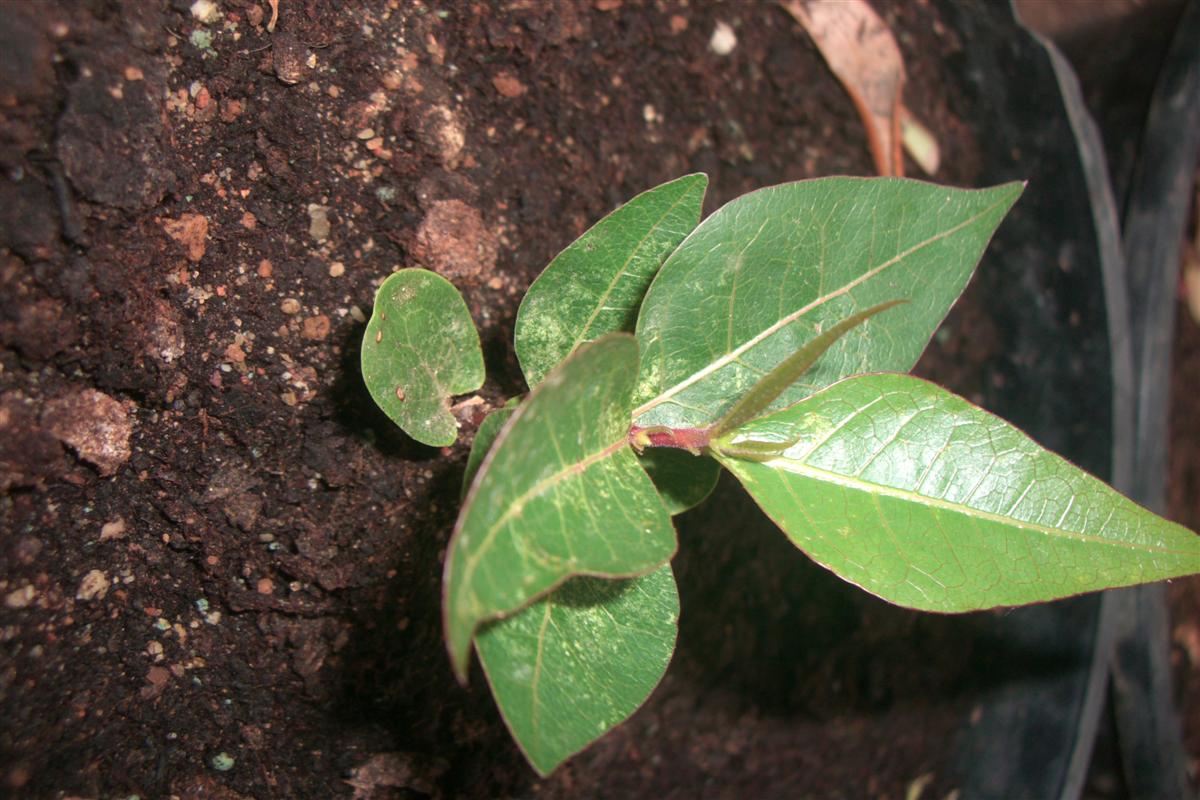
xmin=1168 ymin=184 xmax=1200 ymax=784
xmin=1 ymin=1 xmax=1171 ymax=798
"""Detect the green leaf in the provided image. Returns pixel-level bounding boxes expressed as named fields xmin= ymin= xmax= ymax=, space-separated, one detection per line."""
xmin=461 ymin=400 xmax=519 ymax=501
xmin=476 ymin=564 xmax=679 ymax=776
xmin=709 ymin=299 xmax=905 ymax=438
xmin=715 ymin=373 xmax=1200 ymax=611
xmin=444 ymin=334 xmax=676 ymax=681
xmin=638 ymin=450 xmax=720 ymax=515
xmin=465 ymin=407 xmax=680 ymax=775
xmin=633 ymin=178 xmax=1023 ymax=429
xmin=515 ymin=174 xmax=708 ymax=388
xmin=361 ymin=269 xmax=484 ymax=447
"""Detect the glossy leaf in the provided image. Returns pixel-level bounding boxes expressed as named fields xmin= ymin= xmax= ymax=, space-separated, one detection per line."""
xmin=716 ymin=373 xmax=1200 ymax=611
xmin=633 ymin=178 xmax=1023 ymax=429
xmin=361 ymin=269 xmax=484 ymax=447
xmin=515 ymin=174 xmax=708 ymax=388
xmin=476 ymin=564 xmax=679 ymax=775
xmin=466 ymin=415 xmax=682 ymax=774
xmin=638 ymin=449 xmax=721 ymax=515
xmin=444 ymin=334 xmax=675 ymax=681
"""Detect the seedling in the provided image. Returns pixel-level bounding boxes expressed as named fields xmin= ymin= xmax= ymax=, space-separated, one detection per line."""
xmin=361 ymin=174 xmax=1200 ymax=775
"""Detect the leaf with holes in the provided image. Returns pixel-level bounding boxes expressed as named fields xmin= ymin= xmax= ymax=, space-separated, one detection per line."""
xmin=361 ymin=269 xmax=484 ymax=447
xmin=444 ymin=334 xmax=675 ymax=681
xmin=476 ymin=564 xmax=678 ymax=775
xmin=714 ymin=373 xmax=1200 ymax=611
xmin=516 ymin=174 xmax=708 ymax=388
xmin=633 ymin=177 xmax=1023 ymax=429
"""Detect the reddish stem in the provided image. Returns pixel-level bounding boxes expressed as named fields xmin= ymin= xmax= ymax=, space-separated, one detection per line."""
xmin=629 ymin=425 xmax=711 ymax=453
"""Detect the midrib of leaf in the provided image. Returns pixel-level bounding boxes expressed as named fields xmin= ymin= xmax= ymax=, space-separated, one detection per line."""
xmin=569 ymin=188 xmax=702 ymax=354
xmin=633 ymin=197 xmax=1011 ymax=420
xmin=460 ymin=436 xmax=631 ymax=599
xmin=753 ymin=456 xmax=1193 ymax=556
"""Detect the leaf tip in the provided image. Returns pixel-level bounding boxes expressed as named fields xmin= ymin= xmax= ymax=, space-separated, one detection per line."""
xmin=445 ymin=611 xmax=474 ymax=686
xmin=999 ymin=179 xmax=1027 ymax=201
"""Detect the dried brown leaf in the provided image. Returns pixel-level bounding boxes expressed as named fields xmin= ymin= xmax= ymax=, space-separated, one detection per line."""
xmin=782 ymin=0 xmax=905 ymax=176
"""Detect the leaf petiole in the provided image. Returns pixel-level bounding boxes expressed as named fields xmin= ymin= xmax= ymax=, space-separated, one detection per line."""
xmin=629 ymin=425 xmax=710 ymax=455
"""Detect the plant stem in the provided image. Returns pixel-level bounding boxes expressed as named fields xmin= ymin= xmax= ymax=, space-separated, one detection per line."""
xmin=629 ymin=425 xmax=711 ymax=455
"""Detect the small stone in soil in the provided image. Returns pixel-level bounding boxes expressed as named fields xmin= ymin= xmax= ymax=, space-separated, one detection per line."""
xmin=5 ymin=585 xmax=35 ymax=609
xmin=76 ymin=569 xmax=110 ymax=601
xmin=162 ymin=213 xmax=209 ymax=262
xmin=100 ymin=519 xmax=127 ymax=540
xmin=272 ymin=33 xmax=309 ymax=85
xmin=492 ymin=72 xmax=527 ymax=98
xmin=307 ymin=205 xmax=331 ymax=242
xmin=302 ymin=315 xmax=331 ymax=341
xmin=416 ymin=105 xmax=465 ymax=167
xmin=411 ymin=200 xmax=498 ymax=284
xmin=710 ymin=21 xmax=737 ymax=55
xmin=42 ymin=389 xmax=132 ymax=477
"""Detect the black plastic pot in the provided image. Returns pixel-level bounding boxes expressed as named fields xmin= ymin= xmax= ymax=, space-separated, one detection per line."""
xmin=943 ymin=0 xmax=1200 ymax=797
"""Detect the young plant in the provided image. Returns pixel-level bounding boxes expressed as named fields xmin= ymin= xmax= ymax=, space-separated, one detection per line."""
xmin=361 ymin=174 xmax=1200 ymax=775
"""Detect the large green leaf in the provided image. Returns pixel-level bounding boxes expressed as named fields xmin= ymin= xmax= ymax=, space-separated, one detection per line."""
xmin=361 ymin=269 xmax=484 ymax=447
xmin=715 ymin=373 xmax=1200 ymax=611
xmin=476 ymin=564 xmax=678 ymax=776
xmin=466 ymin=403 xmax=683 ymax=772
xmin=444 ymin=334 xmax=675 ymax=680
xmin=515 ymin=174 xmax=708 ymax=388
xmin=633 ymin=178 xmax=1023 ymax=429
xmin=464 ymin=403 xmax=682 ymax=775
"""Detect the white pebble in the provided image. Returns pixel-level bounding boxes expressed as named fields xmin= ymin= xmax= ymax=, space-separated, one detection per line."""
xmin=710 ymin=21 xmax=737 ymax=56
